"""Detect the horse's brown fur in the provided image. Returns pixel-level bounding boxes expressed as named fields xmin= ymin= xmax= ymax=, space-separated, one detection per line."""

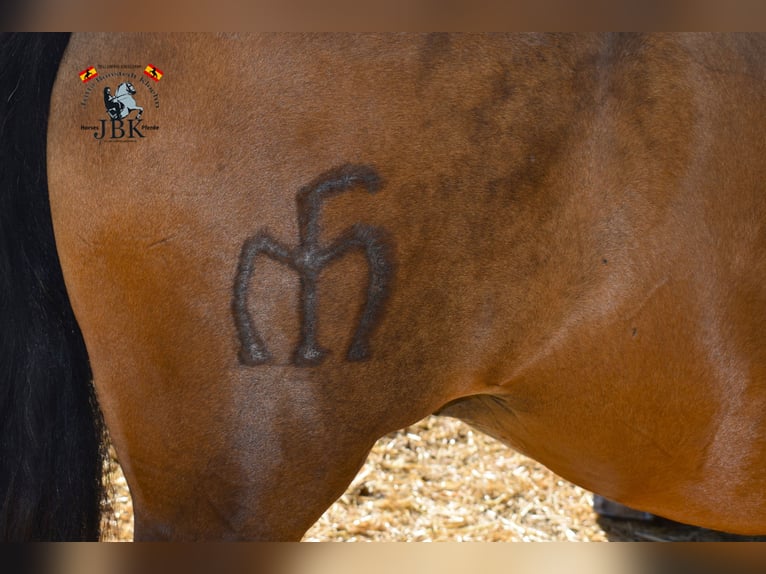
xmin=47 ymin=33 xmax=766 ymax=539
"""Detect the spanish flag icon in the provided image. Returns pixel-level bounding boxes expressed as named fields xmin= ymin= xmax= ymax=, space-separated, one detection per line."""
xmin=79 ymin=66 xmax=98 ymax=82
xmin=143 ymin=64 xmax=164 ymax=82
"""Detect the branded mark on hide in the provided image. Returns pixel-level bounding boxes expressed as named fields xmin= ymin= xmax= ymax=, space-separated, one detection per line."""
xmin=233 ymin=164 xmax=395 ymax=367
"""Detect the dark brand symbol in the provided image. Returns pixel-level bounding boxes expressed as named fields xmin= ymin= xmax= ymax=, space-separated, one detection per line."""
xmin=233 ymin=164 xmax=395 ymax=366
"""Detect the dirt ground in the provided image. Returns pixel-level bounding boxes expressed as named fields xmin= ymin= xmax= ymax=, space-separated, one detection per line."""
xmin=101 ymin=415 xmax=765 ymax=542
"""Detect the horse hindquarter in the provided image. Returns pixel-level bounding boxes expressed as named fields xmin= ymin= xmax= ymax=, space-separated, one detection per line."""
xmin=47 ymin=33 xmax=766 ymax=539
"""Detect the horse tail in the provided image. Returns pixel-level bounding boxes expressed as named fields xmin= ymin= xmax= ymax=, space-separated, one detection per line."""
xmin=0 ymin=33 xmax=107 ymax=541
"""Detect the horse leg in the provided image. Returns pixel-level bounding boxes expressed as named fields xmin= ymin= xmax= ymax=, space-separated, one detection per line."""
xmin=42 ymin=214 xmax=422 ymax=540
xmin=45 ymin=185 xmax=442 ymax=539
xmin=123 ymin=382 xmax=387 ymax=540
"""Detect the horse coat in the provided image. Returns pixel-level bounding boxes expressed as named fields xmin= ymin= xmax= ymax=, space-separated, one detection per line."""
xmin=2 ymin=33 xmax=765 ymax=540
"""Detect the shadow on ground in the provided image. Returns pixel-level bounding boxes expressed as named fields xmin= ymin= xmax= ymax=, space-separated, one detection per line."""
xmin=596 ymin=514 xmax=766 ymax=542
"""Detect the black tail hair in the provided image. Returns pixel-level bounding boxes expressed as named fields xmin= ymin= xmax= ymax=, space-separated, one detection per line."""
xmin=0 ymin=33 xmax=106 ymax=541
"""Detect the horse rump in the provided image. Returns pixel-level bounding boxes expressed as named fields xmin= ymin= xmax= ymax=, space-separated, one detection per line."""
xmin=0 ymin=33 xmax=106 ymax=541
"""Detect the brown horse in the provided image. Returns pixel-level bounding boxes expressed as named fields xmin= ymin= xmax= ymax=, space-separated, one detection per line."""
xmin=2 ymin=33 xmax=765 ymax=540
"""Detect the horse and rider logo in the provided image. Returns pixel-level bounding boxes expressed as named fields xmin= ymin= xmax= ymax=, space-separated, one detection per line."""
xmin=104 ymin=82 xmax=143 ymax=120
xmin=78 ymin=64 xmax=161 ymax=141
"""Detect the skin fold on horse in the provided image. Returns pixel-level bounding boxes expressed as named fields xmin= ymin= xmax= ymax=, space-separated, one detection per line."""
xmin=47 ymin=33 xmax=766 ymax=540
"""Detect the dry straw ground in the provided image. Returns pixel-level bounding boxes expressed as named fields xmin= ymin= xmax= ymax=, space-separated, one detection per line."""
xmin=102 ymin=416 xmax=764 ymax=542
